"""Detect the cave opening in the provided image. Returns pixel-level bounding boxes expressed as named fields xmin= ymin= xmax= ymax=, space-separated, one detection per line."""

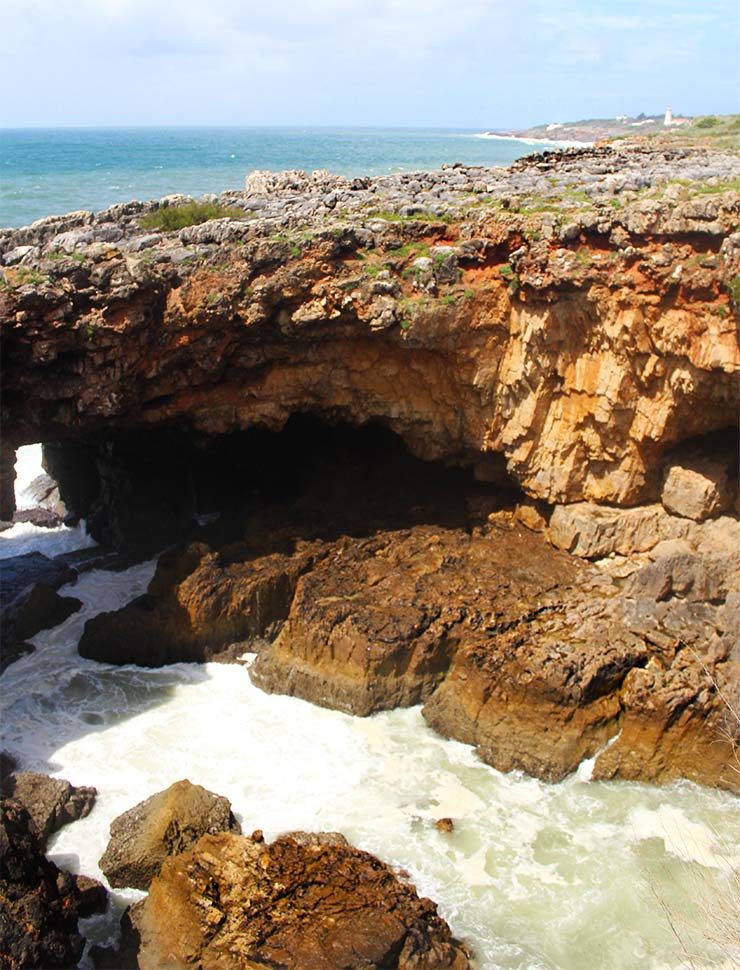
xmin=40 ymin=415 xmax=525 ymax=552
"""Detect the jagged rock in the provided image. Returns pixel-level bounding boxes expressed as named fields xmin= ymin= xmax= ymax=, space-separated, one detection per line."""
xmin=0 ymin=555 xmax=79 ymax=672
xmin=126 ymin=831 xmax=471 ymax=969
xmin=98 ymin=779 xmax=241 ymax=890
xmin=20 ymin=472 xmax=68 ymax=519
xmin=0 ymin=798 xmax=84 ymax=969
xmin=12 ymin=584 xmax=82 ymax=643
xmin=662 ymin=459 xmax=734 ymax=521
xmin=2 ymin=147 xmax=739 ymax=520
xmin=1 ymin=772 xmax=96 ymax=847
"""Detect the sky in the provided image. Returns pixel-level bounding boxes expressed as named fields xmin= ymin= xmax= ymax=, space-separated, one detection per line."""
xmin=1 ymin=0 xmax=738 ymax=128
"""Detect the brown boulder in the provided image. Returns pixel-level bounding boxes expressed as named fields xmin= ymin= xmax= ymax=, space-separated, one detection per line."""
xmin=662 ymin=458 xmax=734 ymax=521
xmin=1 ymin=771 xmax=96 ymax=847
xmin=98 ymin=779 xmax=241 ymax=890
xmin=0 ymin=798 xmax=84 ymax=969
xmin=129 ymin=831 xmax=471 ymax=969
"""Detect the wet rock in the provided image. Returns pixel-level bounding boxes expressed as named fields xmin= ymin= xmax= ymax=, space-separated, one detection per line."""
xmin=98 ymin=779 xmax=241 ymax=890
xmin=0 ymin=555 xmax=79 ymax=673
xmin=0 ymin=552 xmax=75 ymax=610
xmin=1 ymin=772 xmax=96 ymax=847
xmin=0 ymin=798 xmax=84 ymax=969
xmin=661 ymin=459 xmax=734 ymax=521
xmin=11 ymin=507 xmax=64 ymax=528
xmin=128 ymin=831 xmax=471 ymax=969
xmin=12 ymin=584 xmax=82 ymax=643
xmin=72 ymin=874 xmax=108 ymax=917
xmin=79 ymin=539 xmax=320 ymax=666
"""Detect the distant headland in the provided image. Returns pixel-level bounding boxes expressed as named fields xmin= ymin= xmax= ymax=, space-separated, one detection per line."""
xmin=483 ymin=111 xmax=740 ymax=150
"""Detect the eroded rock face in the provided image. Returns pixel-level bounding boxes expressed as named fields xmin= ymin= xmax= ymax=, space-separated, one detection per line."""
xmin=1 ymin=147 xmax=739 ymax=527
xmin=127 ymin=831 xmax=471 ymax=970
xmin=0 ymin=798 xmax=84 ymax=969
xmin=99 ymin=779 xmax=241 ymax=890
xmin=79 ymin=538 xmax=322 ymax=666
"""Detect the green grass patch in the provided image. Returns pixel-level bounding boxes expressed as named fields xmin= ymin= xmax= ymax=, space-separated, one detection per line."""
xmin=728 ymin=276 xmax=740 ymax=307
xmin=385 ymin=241 xmax=430 ymax=260
xmin=140 ymin=202 xmax=248 ymax=232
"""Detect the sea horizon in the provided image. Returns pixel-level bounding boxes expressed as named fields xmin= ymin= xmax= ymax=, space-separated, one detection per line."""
xmin=1 ymin=125 xmax=546 ymax=228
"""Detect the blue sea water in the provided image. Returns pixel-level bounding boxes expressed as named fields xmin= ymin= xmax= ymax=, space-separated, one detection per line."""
xmin=0 ymin=127 xmax=537 ymax=229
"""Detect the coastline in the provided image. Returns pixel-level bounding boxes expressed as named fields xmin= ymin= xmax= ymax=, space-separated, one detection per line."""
xmin=474 ymin=131 xmax=596 ymax=148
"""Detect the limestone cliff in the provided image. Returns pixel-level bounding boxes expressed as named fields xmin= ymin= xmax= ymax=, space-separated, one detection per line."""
xmin=1 ymin=146 xmax=738 ymax=523
xmin=2 ymin=146 xmax=739 ymax=792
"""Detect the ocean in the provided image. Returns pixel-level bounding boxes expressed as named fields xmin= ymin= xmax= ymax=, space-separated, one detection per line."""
xmin=1 ymin=126 xmax=538 ymax=229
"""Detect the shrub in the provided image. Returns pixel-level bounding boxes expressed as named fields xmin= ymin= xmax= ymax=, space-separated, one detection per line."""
xmin=140 ymin=202 xmax=248 ymax=232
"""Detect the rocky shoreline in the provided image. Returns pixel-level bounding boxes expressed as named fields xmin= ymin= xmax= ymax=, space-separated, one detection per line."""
xmin=1 ymin=143 xmax=739 ymax=965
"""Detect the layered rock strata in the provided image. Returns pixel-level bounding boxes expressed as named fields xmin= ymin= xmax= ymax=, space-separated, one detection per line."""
xmin=2 ymin=147 xmax=739 ymax=792
xmin=1 ymin=146 xmax=738 ymax=531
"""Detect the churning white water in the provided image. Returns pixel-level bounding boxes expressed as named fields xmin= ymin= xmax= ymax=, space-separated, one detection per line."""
xmin=2 ymin=447 xmax=739 ymax=969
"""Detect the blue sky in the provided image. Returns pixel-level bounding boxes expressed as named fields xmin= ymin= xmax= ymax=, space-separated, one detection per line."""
xmin=1 ymin=0 xmax=737 ymax=127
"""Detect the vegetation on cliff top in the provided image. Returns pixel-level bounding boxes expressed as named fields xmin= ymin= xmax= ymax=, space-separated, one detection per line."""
xmin=140 ymin=202 xmax=248 ymax=232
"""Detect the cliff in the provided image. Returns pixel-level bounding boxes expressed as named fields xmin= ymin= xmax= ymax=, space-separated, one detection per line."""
xmin=1 ymin=146 xmax=738 ymax=518
xmin=2 ymin=145 xmax=739 ymax=791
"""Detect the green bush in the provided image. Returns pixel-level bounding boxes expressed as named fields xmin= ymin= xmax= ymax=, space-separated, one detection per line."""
xmin=695 ymin=116 xmax=719 ymax=129
xmin=140 ymin=202 xmax=247 ymax=232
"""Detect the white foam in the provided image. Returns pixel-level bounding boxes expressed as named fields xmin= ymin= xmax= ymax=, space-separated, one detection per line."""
xmin=1 ymin=557 xmax=738 ymax=969
xmin=14 ymin=442 xmax=45 ymax=508
xmin=0 ymin=519 xmax=96 ymax=560
xmin=629 ymin=804 xmax=737 ymax=870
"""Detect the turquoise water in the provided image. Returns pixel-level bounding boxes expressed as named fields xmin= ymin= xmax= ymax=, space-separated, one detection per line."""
xmin=0 ymin=127 xmax=535 ymax=229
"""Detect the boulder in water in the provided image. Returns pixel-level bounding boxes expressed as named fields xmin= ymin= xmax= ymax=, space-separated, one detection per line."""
xmin=98 ymin=779 xmax=241 ymax=890
xmin=124 ymin=830 xmax=471 ymax=969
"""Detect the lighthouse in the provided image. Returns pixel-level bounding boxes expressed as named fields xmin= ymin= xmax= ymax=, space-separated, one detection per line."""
xmin=664 ymin=106 xmax=674 ymax=126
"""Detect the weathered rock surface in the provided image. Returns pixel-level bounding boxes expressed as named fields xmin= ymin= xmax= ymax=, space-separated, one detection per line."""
xmin=0 ymin=771 xmax=96 ymax=847
xmin=123 ymin=831 xmax=471 ymax=969
xmin=0 ymin=798 xmax=84 ymax=969
xmin=98 ymin=779 xmax=241 ymax=890
xmin=662 ymin=458 xmax=734 ymax=521
xmin=1 ymin=146 xmax=738 ymax=532
xmin=71 ymin=873 xmax=108 ymax=917
xmin=252 ymin=523 xmax=580 ymax=717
